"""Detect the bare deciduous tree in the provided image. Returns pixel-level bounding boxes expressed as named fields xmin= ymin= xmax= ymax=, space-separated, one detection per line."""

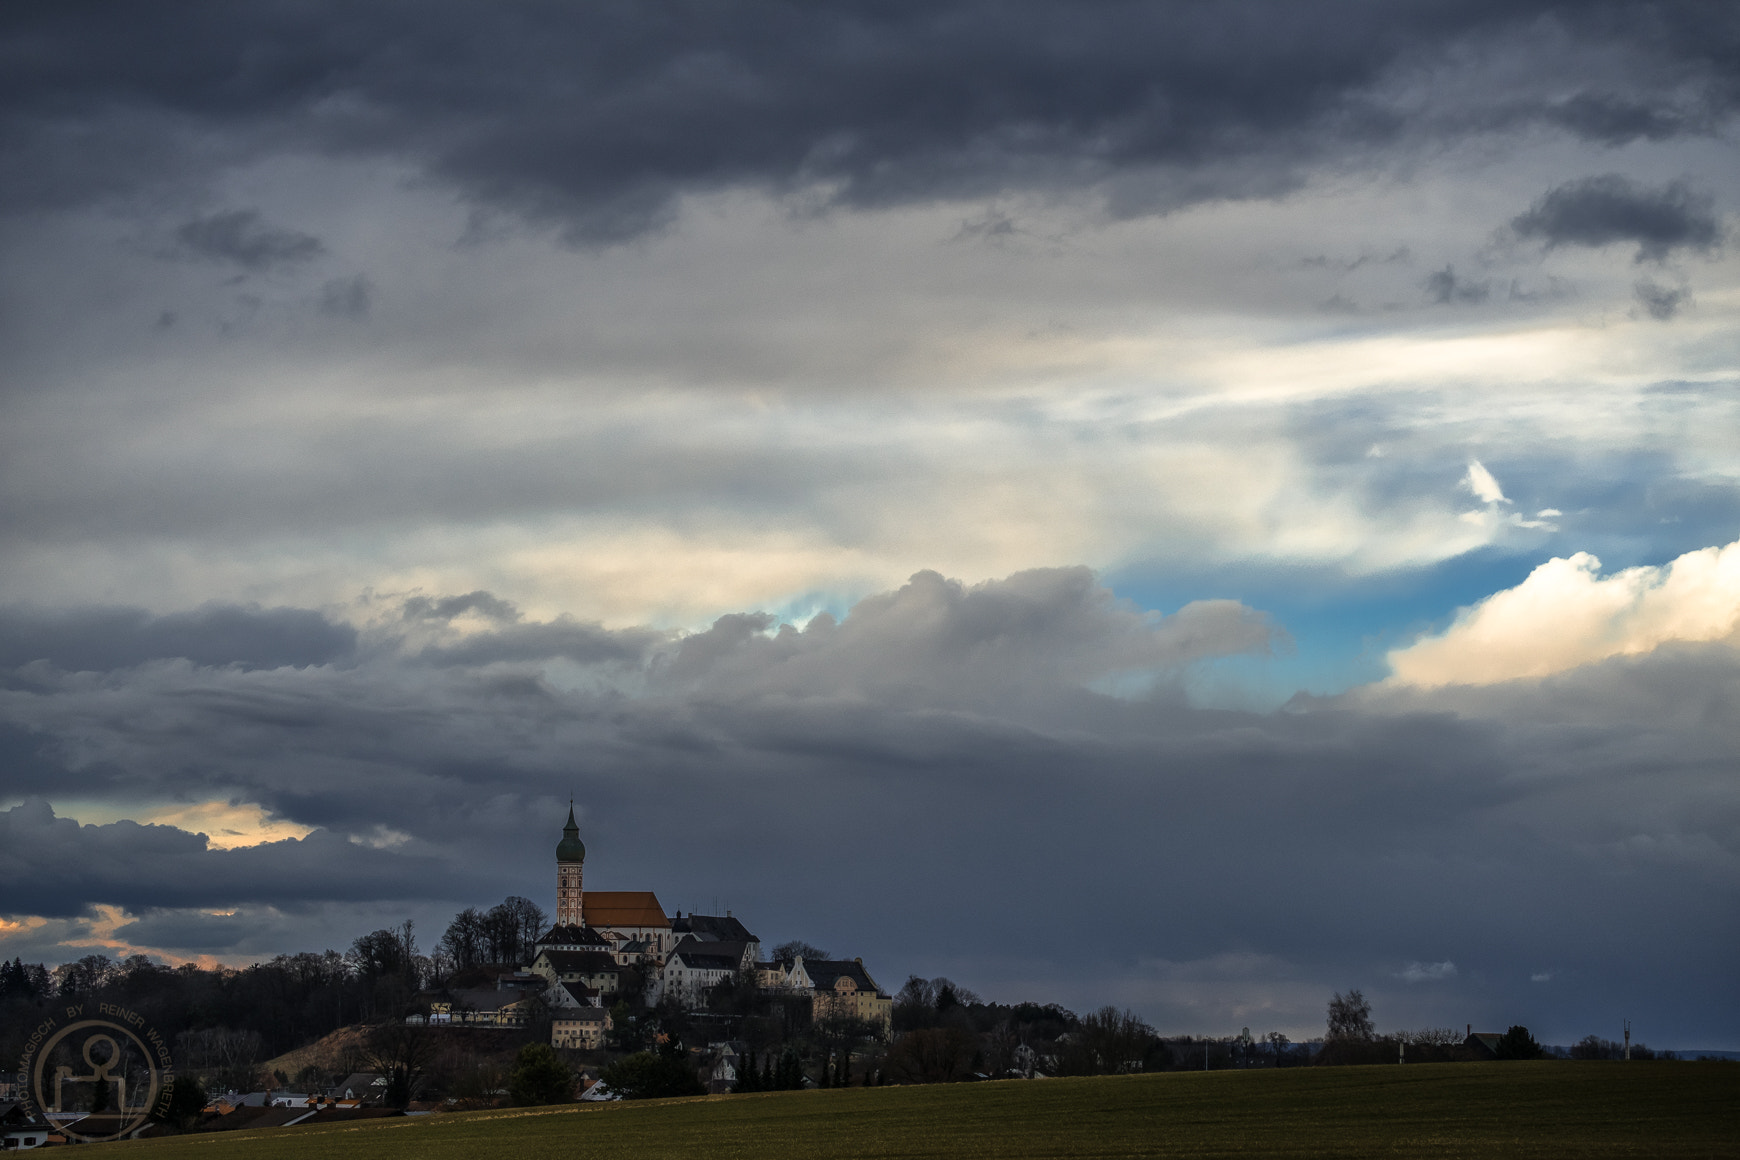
xmin=1326 ymin=989 xmax=1374 ymax=1041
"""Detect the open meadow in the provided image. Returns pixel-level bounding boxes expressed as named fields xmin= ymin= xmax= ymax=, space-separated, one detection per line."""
xmin=119 ymin=1062 xmax=1737 ymax=1160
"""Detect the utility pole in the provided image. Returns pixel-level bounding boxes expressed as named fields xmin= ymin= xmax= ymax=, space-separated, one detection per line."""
xmin=1623 ymin=1019 xmax=1631 ymax=1061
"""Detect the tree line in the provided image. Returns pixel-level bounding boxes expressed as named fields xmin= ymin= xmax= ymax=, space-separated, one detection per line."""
xmin=0 ymin=892 xmax=552 ymax=1089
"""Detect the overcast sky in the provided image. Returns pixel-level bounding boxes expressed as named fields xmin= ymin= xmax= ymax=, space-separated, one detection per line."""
xmin=2 ymin=2 xmax=1737 ymax=1047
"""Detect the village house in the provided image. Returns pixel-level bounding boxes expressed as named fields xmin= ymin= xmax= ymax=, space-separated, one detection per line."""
xmin=654 ymin=938 xmax=757 ymax=1006
xmin=431 ymin=988 xmax=538 ymax=1027
xmin=671 ymin=912 xmax=762 ymax=962
xmin=529 ymin=948 xmax=620 ymax=1002
xmin=552 ymin=1007 xmax=612 ymax=1051
xmin=761 ymin=956 xmax=894 ymax=1034
xmin=0 ymin=1101 xmax=52 ymax=1151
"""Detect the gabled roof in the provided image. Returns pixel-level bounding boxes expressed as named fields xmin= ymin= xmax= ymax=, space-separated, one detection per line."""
xmin=331 ymin=1073 xmax=386 ymax=1100
xmin=670 ymin=938 xmax=749 ymax=972
xmin=537 ymin=949 xmax=620 ymax=974
xmin=671 ymin=913 xmax=758 ymax=943
xmin=1466 ymin=1032 xmax=1502 ymax=1058
xmin=538 ymin=923 xmax=611 ymax=948
xmin=798 ymin=958 xmax=883 ymax=994
xmin=583 ymin=891 xmax=670 ymax=928
xmin=0 ymin=1101 xmax=49 ymax=1128
xmin=546 ymin=981 xmax=597 ymax=1007
xmin=451 ymin=988 xmax=535 ymax=1013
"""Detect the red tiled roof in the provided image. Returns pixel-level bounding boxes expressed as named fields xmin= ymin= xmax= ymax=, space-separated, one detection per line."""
xmin=585 ymin=891 xmax=669 ymax=928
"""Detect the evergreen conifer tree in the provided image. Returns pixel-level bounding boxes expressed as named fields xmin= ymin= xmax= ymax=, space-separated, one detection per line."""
xmin=776 ymin=1046 xmax=803 ymax=1090
xmin=733 ymin=1052 xmax=758 ymax=1093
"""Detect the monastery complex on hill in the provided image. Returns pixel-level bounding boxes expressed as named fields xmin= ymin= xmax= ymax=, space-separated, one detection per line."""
xmin=420 ymin=806 xmax=892 ymax=1051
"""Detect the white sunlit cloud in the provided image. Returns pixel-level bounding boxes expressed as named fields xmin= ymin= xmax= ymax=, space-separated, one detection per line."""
xmin=1387 ymin=537 xmax=1740 ymax=687
xmin=1463 ymin=460 xmax=1509 ymax=505
xmin=1455 ymin=459 xmax=1560 ymax=535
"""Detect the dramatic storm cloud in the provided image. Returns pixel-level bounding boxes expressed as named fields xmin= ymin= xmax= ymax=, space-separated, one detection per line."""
xmin=1510 ymin=175 xmax=1723 ymax=263
xmin=2 ymin=1 xmax=1737 ymax=1046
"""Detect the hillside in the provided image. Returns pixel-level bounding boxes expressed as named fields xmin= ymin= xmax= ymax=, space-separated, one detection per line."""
xmin=259 ymin=1025 xmax=373 ymax=1084
xmin=118 ymin=1062 xmax=1737 ymax=1159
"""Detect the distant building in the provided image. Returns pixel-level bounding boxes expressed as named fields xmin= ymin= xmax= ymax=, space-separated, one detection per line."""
xmin=704 ymin=1046 xmax=742 ymax=1095
xmin=762 ymin=956 xmax=893 ymax=1033
xmin=1465 ymin=1029 xmax=1502 ymax=1059
xmin=540 ymin=805 xmax=674 ymax=959
xmin=530 ymin=949 xmax=620 ymax=1001
xmin=433 ymin=989 xmax=538 ymax=1027
xmin=329 ymin=1073 xmax=388 ymax=1104
xmin=657 ymin=938 xmax=756 ymax=1006
xmin=552 ymin=1007 xmax=612 ymax=1051
xmin=671 ymin=912 xmax=762 ymax=963
xmin=582 ymin=892 xmax=675 ymax=959
xmin=533 ymin=808 xmax=890 ymax=1030
xmin=0 ymin=1101 xmax=52 ymax=1151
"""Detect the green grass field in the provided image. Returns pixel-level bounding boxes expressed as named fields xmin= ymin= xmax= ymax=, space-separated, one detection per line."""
xmin=120 ymin=1063 xmax=1737 ymax=1159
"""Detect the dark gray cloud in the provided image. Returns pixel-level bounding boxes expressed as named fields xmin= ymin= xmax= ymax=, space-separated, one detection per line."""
xmin=0 ymin=603 xmax=355 ymax=671
xmin=415 ymin=617 xmax=667 ymax=668
xmin=1542 ymin=91 xmax=1706 ymax=145
xmin=394 ymin=591 xmax=667 ymax=666
xmin=174 ymin=209 xmax=325 ymax=270
xmin=0 ymin=800 xmax=475 ymax=918
xmin=3 ymin=4 xmax=1737 ymax=240
xmin=401 ymin=591 xmax=523 ymax=624
xmin=1510 ymin=175 xmax=1723 ymax=263
xmin=1634 ymin=278 xmax=1689 ymax=320
xmin=1424 ymin=265 xmax=1489 ymax=305
xmin=0 ymin=568 xmax=1733 ymax=1042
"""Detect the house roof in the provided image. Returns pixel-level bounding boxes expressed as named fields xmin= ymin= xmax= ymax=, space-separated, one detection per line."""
xmin=331 ymin=1073 xmax=386 ymax=1099
xmin=538 ymin=923 xmax=611 ymax=948
xmin=553 ymin=1006 xmax=609 ymax=1025
xmin=451 ymin=988 xmax=534 ymax=1013
xmin=583 ymin=891 xmax=670 ymax=929
xmin=671 ymin=913 xmax=758 ymax=943
xmin=670 ymin=938 xmax=749 ymax=971
xmin=546 ymin=981 xmax=600 ymax=1007
xmin=800 ymin=959 xmax=883 ymax=994
xmin=538 ymin=949 xmax=620 ymax=974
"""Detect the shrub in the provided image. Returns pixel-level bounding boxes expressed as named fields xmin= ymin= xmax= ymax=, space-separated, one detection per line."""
xmin=508 ymin=1043 xmax=576 ymax=1106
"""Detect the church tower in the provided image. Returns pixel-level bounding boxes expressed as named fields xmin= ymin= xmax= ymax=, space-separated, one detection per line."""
xmin=555 ymin=802 xmax=586 ymax=927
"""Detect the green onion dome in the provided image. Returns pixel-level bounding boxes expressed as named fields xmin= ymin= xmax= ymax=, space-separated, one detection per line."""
xmin=556 ymin=803 xmax=586 ymax=862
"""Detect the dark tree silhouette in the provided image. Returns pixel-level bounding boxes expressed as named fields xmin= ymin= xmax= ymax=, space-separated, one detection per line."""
xmin=1326 ymin=990 xmax=1374 ymax=1041
xmin=508 ymin=1043 xmax=575 ymax=1106
xmin=1495 ymin=1025 xmax=1544 ymax=1060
